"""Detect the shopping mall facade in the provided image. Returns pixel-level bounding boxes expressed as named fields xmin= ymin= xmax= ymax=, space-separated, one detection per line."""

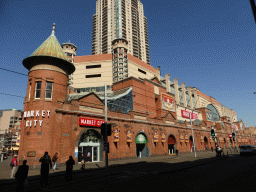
xmin=17 ymin=25 xmax=256 ymax=167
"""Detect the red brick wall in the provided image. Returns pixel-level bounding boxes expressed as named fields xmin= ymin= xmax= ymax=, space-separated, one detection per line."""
xmin=18 ymin=69 xmax=68 ymax=165
xmin=19 ymin=72 xmax=256 ymax=167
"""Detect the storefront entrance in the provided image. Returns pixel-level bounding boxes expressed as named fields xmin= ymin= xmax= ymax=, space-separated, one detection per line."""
xmin=78 ymin=130 xmax=101 ymax=162
xmin=229 ymin=138 xmax=233 ymax=148
xmin=136 ymin=133 xmax=149 ymax=158
xmin=168 ymin=135 xmax=176 ymax=154
xmin=204 ymin=137 xmax=208 ymax=151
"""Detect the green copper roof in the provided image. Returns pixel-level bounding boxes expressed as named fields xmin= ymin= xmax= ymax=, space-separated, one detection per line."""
xmin=23 ymin=24 xmax=76 ymax=75
xmin=30 ymin=31 xmax=70 ymax=62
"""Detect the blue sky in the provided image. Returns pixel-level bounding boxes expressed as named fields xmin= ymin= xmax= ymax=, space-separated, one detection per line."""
xmin=0 ymin=0 xmax=256 ymax=126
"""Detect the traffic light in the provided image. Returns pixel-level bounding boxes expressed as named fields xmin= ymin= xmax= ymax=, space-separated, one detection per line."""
xmin=211 ymin=129 xmax=215 ymax=136
xmin=103 ymin=142 xmax=109 ymax=153
xmin=101 ymin=123 xmax=112 ymax=136
xmin=232 ymin=132 xmax=235 ymax=141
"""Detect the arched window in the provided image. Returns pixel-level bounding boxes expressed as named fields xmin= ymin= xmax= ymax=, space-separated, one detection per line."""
xmin=79 ymin=130 xmax=100 ymax=144
xmin=207 ymin=104 xmax=220 ymax=122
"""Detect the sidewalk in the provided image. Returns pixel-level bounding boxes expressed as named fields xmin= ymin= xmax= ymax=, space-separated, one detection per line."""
xmin=0 ymin=149 xmax=239 ymax=183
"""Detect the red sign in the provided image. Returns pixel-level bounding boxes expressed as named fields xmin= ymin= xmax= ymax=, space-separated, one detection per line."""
xmin=181 ymin=110 xmax=198 ymax=119
xmin=228 ymin=134 xmax=232 ymax=138
xmin=79 ymin=118 xmax=105 ymax=127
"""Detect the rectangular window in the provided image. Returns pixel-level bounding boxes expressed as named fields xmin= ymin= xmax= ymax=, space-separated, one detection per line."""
xmin=86 ymin=64 xmax=101 ymax=69
xmin=86 ymin=74 xmax=101 ymax=78
xmin=45 ymin=82 xmax=53 ymax=99
xmin=35 ymin=81 xmax=41 ymax=99
xmin=138 ymin=68 xmax=146 ymax=75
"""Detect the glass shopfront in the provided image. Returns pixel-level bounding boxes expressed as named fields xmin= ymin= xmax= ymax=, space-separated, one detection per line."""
xmin=78 ymin=130 xmax=101 ymax=162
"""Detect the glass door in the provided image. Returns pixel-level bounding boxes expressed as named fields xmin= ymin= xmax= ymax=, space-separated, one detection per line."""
xmin=92 ymin=146 xmax=99 ymax=162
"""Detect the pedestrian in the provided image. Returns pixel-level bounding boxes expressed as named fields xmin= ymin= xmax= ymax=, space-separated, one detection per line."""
xmin=65 ymin=156 xmax=75 ymax=182
xmin=39 ymin=151 xmax=52 ymax=187
xmin=52 ymin=152 xmax=58 ymax=171
xmin=205 ymin=144 xmax=208 ymax=152
xmin=87 ymin=151 xmax=91 ymax=162
xmin=11 ymin=155 xmax=18 ymax=178
xmin=81 ymin=153 xmax=85 ymax=169
xmin=15 ymin=160 xmax=29 ymax=192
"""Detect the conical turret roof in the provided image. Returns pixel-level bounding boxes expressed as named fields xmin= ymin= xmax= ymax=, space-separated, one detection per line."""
xmin=30 ymin=34 xmax=70 ymax=62
xmin=23 ymin=24 xmax=75 ymax=75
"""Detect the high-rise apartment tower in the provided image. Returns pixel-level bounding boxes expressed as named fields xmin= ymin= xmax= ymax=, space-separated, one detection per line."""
xmin=92 ymin=0 xmax=150 ymax=64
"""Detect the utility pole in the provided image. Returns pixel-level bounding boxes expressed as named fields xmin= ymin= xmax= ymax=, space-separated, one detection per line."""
xmin=104 ymin=84 xmax=108 ymax=169
xmin=189 ymin=110 xmax=197 ymax=158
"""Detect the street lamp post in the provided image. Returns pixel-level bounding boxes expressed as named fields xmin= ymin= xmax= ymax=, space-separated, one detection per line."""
xmin=189 ymin=110 xmax=197 ymax=158
xmin=104 ymin=84 xmax=108 ymax=170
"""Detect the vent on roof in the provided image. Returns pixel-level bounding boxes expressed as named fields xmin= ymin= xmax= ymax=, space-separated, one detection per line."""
xmin=86 ymin=74 xmax=101 ymax=78
xmin=86 ymin=64 xmax=101 ymax=69
xmin=138 ymin=68 xmax=146 ymax=75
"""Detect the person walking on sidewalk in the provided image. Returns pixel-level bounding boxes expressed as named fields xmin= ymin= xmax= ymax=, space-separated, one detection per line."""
xmin=39 ymin=151 xmax=52 ymax=187
xmin=15 ymin=160 xmax=29 ymax=192
xmin=81 ymin=153 xmax=86 ymax=169
xmin=11 ymin=155 xmax=18 ymax=178
xmin=52 ymin=152 xmax=58 ymax=171
xmin=65 ymin=156 xmax=75 ymax=182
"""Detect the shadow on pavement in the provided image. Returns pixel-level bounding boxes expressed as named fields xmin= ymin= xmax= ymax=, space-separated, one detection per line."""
xmin=0 ymin=154 xmax=235 ymax=192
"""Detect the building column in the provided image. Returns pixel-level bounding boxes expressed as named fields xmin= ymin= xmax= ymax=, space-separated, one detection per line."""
xmin=181 ymin=82 xmax=187 ymax=107
xmin=156 ymin=66 xmax=161 ymax=80
xmin=165 ymin=73 xmax=170 ymax=93
xmin=191 ymin=87 xmax=199 ymax=108
xmin=174 ymin=78 xmax=179 ymax=105
xmin=187 ymin=86 xmax=193 ymax=108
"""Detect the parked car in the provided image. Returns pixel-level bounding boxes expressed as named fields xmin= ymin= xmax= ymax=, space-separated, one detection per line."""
xmin=240 ymin=145 xmax=256 ymax=156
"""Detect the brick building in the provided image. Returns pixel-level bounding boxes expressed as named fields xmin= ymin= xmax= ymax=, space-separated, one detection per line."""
xmin=18 ymin=24 xmax=256 ymax=167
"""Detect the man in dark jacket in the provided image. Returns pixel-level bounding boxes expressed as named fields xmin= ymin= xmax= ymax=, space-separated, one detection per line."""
xmin=65 ymin=156 xmax=75 ymax=182
xmin=81 ymin=153 xmax=86 ymax=169
xmin=39 ymin=151 xmax=52 ymax=187
xmin=15 ymin=160 xmax=29 ymax=192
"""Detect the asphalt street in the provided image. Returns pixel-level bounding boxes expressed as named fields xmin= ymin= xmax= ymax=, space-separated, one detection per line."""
xmin=97 ymin=154 xmax=256 ymax=192
xmin=1 ymin=150 xmax=252 ymax=192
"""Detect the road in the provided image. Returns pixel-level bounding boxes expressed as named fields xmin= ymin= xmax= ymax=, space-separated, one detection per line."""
xmin=98 ymin=155 xmax=256 ymax=192
xmin=2 ymin=151 xmax=252 ymax=192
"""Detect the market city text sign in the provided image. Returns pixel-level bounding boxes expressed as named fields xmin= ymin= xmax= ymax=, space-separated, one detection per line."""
xmin=23 ymin=110 xmax=50 ymax=127
xmin=181 ymin=110 xmax=198 ymax=119
xmin=79 ymin=118 xmax=105 ymax=127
